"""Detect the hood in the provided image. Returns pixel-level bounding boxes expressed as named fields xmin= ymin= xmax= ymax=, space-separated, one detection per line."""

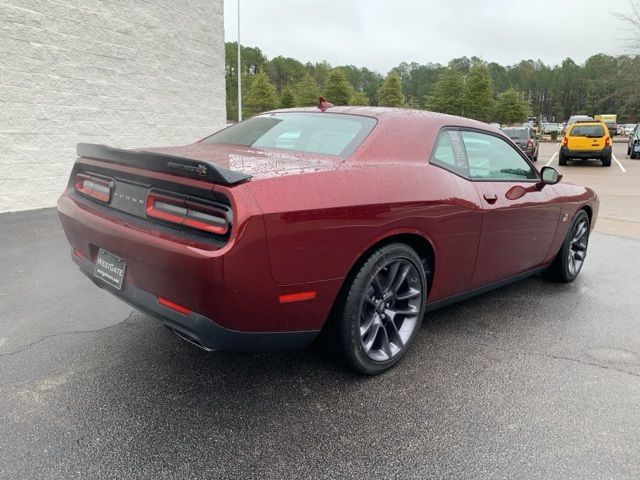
xmin=142 ymin=143 xmax=341 ymax=181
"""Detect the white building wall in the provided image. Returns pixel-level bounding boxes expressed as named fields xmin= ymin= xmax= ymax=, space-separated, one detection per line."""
xmin=0 ymin=0 xmax=226 ymax=212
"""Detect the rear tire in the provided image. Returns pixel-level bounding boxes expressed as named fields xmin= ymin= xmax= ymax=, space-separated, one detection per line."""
xmin=559 ymin=152 xmax=568 ymax=166
xmin=544 ymin=210 xmax=590 ymax=283
xmin=602 ymin=152 xmax=612 ymax=167
xmin=333 ymin=243 xmax=427 ymax=375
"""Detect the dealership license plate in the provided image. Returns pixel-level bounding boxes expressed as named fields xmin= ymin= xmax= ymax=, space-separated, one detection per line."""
xmin=93 ymin=248 xmax=126 ymax=290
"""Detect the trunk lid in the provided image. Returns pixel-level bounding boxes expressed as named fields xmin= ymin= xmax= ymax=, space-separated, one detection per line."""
xmin=141 ymin=143 xmax=342 ymax=181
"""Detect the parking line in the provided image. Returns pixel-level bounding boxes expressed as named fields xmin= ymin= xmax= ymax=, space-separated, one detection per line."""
xmin=546 ymin=151 xmax=558 ymax=166
xmin=612 ymin=153 xmax=627 ymax=173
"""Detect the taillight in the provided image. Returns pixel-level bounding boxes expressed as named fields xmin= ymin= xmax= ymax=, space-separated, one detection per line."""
xmin=527 ymin=139 xmax=534 ymax=148
xmin=146 ymin=191 xmax=229 ymax=235
xmin=605 ymin=136 xmax=611 ymax=147
xmin=562 ymin=136 xmax=568 ymax=147
xmin=74 ymin=173 xmax=113 ymax=203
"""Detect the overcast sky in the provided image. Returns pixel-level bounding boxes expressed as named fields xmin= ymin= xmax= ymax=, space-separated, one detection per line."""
xmin=223 ymin=0 xmax=634 ymax=73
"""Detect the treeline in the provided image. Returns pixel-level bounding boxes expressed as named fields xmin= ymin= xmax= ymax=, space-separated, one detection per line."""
xmin=225 ymin=42 xmax=640 ymax=123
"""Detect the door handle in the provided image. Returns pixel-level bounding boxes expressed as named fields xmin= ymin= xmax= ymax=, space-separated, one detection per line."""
xmin=483 ymin=193 xmax=498 ymax=204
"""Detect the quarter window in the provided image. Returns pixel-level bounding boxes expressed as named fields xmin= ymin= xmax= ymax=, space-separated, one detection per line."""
xmin=430 ymin=130 xmax=469 ymax=176
xmin=461 ymin=131 xmax=537 ymax=181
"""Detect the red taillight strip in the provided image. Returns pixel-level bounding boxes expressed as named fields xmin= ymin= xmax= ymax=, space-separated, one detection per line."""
xmin=75 ymin=173 xmax=113 ymax=203
xmin=146 ymin=192 xmax=229 ymax=235
xmin=158 ymin=297 xmax=192 ymax=315
xmin=279 ymin=291 xmax=317 ymax=304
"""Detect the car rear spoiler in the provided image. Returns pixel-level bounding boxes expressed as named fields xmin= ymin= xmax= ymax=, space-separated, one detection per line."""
xmin=76 ymin=143 xmax=252 ymax=186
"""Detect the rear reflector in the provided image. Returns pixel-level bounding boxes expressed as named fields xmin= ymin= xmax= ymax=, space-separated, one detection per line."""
xmin=158 ymin=297 xmax=192 ymax=315
xmin=146 ymin=191 xmax=229 ymax=235
xmin=279 ymin=291 xmax=317 ymax=303
xmin=75 ymin=173 xmax=113 ymax=203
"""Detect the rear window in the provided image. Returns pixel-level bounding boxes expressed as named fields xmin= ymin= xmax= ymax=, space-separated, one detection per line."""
xmin=570 ymin=125 xmax=606 ymax=137
xmin=502 ymin=128 xmax=529 ymax=139
xmin=203 ymin=113 xmax=376 ymax=158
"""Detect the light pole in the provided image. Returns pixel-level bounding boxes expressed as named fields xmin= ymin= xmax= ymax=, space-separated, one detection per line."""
xmin=461 ymin=75 xmax=467 ymax=117
xmin=237 ymin=0 xmax=242 ymax=121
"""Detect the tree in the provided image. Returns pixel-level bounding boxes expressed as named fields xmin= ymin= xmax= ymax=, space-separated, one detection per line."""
xmin=295 ymin=73 xmax=320 ymax=106
xmin=614 ymin=0 xmax=640 ymax=51
xmin=426 ymin=68 xmax=464 ymax=115
xmin=324 ymin=68 xmax=352 ymax=105
xmin=246 ymin=70 xmax=277 ymax=115
xmin=280 ymin=86 xmax=296 ymax=108
xmin=463 ymin=63 xmax=494 ymax=122
xmin=495 ymin=88 xmax=532 ymax=125
xmin=267 ymin=56 xmax=307 ymax=91
xmin=349 ymin=90 xmax=370 ymax=106
xmin=225 ymin=42 xmax=267 ymax=121
xmin=377 ymin=72 xmax=405 ymax=107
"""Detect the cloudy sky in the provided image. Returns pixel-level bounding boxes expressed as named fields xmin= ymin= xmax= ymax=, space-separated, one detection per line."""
xmin=223 ymin=0 xmax=634 ymax=73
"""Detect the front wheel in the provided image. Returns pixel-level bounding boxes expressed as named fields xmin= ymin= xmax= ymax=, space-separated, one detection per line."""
xmin=334 ymin=243 xmax=427 ymax=375
xmin=544 ymin=210 xmax=590 ymax=283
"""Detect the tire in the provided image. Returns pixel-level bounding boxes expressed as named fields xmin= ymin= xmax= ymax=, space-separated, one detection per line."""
xmin=544 ymin=210 xmax=590 ymax=283
xmin=559 ymin=152 xmax=568 ymax=166
xmin=628 ymin=146 xmax=631 ymax=156
xmin=333 ymin=243 xmax=427 ymax=375
xmin=602 ymin=152 xmax=612 ymax=167
xmin=631 ymin=151 xmax=638 ymax=160
xmin=533 ymin=152 xmax=538 ymax=162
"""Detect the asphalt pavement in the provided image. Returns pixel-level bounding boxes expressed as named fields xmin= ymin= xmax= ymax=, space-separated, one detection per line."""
xmin=1 ymin=161 xmax=640 ymax=478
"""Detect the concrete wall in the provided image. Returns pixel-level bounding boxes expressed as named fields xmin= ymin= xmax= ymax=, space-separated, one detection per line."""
xmin=0 ymin=0 xmax=226 ymax=213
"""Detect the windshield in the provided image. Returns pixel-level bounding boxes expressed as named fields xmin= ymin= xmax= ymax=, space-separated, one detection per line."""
xmin=502 ymin=128 xmax=528 ymax=139
xmin=570 ymin=125 xmax=605 ymax=137
xmin=203 ymin=113 xmax=377 ymax=158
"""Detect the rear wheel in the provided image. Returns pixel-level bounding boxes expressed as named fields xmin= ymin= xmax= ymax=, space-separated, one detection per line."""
xmin=544 ymin=210 xmax=590 ymax=283
xmin=559 ymin=152 xmax=568 ymax=166
xmin=334 ymin=243 xmax=427 ymax=375
xmin=602 ymin=151 xmax=612 ymax=166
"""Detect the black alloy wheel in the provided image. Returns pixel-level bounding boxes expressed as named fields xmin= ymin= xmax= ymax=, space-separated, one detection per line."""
xmin=545 ymin=210 xmax=590 ymax=283
xmin=334 ymin=243 xmax=427 ymax=374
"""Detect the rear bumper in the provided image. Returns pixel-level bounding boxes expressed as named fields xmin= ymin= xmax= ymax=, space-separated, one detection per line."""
xmin=73 ymin=253 xmax=318 ymax=351
xmin=561 ymin=146 xmax=611 ymax=159
xmin=57 ymin=191 xmax=340 ymax=338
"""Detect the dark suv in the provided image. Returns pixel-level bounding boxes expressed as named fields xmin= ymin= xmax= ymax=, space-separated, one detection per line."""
xmin=501 ymin=127 xmax=539 ymax=161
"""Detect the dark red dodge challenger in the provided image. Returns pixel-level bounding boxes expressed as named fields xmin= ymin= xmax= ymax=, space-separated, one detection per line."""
xmin=58 ymin=106 xmax=599 ymax=374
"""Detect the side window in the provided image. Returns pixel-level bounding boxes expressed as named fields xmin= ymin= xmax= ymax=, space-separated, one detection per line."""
xmin=430 ymin=130 xmax=469 ymax=177
xmin=461 ymin=131 xmax=538 ymax=181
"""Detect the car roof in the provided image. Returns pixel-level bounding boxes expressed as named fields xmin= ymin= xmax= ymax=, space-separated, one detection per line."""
xmin=267 ymin=106 xmax=491 ymax=129
xmin=569 ymin=121 xmax=606 ymax=128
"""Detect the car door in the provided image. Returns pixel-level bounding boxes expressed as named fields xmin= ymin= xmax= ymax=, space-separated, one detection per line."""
xmin=461 ymin=130 xmax=562 ymax=288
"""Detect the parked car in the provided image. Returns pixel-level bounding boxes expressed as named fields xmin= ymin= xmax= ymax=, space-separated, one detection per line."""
xmin=560 ymin=121 xmax=612 ymax=166
xmin=623 ymin=123 xmax=638 ymax=136
xmin=628 ymin=125 xmax=640 ymax=159
xmin=603 ymin=122 xmax=617 ymax=137
xmin=542 ymin=123 xmax=561 ymax=134
xmin=58 ymin=106 xmax=599 ymax=374
xmin=502 ymin=126 xmax=539 ymax=161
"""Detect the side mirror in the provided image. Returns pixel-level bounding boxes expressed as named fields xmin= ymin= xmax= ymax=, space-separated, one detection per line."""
xmin=540 ymin=166 xmax=562 ymax=185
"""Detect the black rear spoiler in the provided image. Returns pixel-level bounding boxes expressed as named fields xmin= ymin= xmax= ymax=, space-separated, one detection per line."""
xmin=76 ymin=143 xmax=252 ymax=186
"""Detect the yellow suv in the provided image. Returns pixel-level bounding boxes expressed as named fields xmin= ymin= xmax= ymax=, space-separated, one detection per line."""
xmin=559 ymin=120 xmax=612 ymax=167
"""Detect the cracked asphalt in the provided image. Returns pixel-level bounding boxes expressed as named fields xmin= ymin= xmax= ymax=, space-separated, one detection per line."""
xmin=1 ymin=206 xmax=640 ymax=479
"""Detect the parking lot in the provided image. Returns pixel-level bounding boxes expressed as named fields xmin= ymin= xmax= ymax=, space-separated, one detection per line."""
xmin=1 ymin=142 xmax=639 ymax=479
